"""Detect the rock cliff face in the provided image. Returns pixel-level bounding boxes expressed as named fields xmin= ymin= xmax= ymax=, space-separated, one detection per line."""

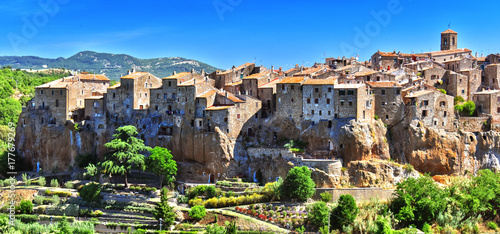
xmin=15 ymin=110 xmax=500 ymax=186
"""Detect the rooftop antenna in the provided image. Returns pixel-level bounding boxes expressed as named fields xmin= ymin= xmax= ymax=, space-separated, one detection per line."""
xmin=448 ymin=22 xmax=451 ymax=29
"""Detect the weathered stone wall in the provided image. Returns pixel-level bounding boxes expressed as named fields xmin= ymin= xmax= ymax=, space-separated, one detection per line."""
xmin=302 ymin=84 xmax=335 ymax=123
xmin=457 ymin=117 xmax=489 ymax=132
xmin=314 ymin=188 xmax=395 ymax=202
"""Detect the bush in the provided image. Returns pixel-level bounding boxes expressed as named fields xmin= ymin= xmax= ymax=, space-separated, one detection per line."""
xmin=281 ymin=166 xmax=316 ymax=201
xmin=455 ymin=100 xmax=476 ymax=116
xmin=331 ymin=194 xmax=359 ymax=231
xmin=307 ymin=202 xmax=329 ymax=228
xmin=16 ymin=214 xmax=38 ymax=223
xmin=36 ymin=205 xmax=47 ymax=214
xmin=438 ymin=89 xmax=447 ymax=94
xmin=19 ymin=200 xmax=34 ymax=214
xmin=50 ymin=179 xmax=59 ymax=187
xmin=45 ymin=204 xmax=80 ymax=217
xmin=320 ymin=192 xmax=332 ymax=203
xmin=64 ymin=181 xmax=74 ymax=189
xmin=44 ymin=190 xmax=72 ymax=197
xmin=374 ymin=114 xmax=379 ymax=120
xmin=454 ymin=95 xmax=464 ymax=104
xmin=80 ymin=182 xmax=102 ymax=202
xmin=189 ymin=205 xmax=206 ymax=220
xmin=38 ymin=177 xmax=46 ymax=187
xmin=34 ymin=195 xmax=44 ymax=205
xmin=488 ymin=222 xmax=498 ymax=230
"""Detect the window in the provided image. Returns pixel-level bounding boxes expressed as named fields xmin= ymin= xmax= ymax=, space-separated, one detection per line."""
xmin=237 ymin=114 xmax=240 ymax=119
xmin=82 ymin=90 xmax=84 ymax=95
xmin=145 ymin=93 xmax=147 ymax=98
xmin=315 ymin=88 xmax=319 ymax=93
xmin=328 ymin=111 xmax=331 ymax=115
xmin=164 ymin=94 xmax=167 ymax=100
xmin=41 ymin=90 xmax=44 ymax=95
xmin=291 ymin=98 xmax=294 ymax=103
xmin=444 ymin=111 xmax=447 ymax=117
xmin=423 ymin=100 xmax=429 ymax=106
xmin=497 ymin=108 xmax=500 ymax=114
xmin=319 ymin=110 xmax=322 ymax=115
xmin=155 ymin=106 xmax=159 ymax=110
xmin=340 ymin=101 xmax=344 ymax=106
xmin=327 ymin=99 xmax=330 ymax=104
xmin=396 ymin=89 xmax=401 ymax=95
xmin=113 ymin=93 xmax=116 ymax=98
xmin=381 ymin=89 xmax=386 ymax=95
xmin=52 ymin=90 xmax=54 ymax=95
xmin=339 ymin=90 xmax=346 ymax=95
xmin=60 ymin=90 xmax=62 ymax=95
xmin=381 ymin=102 xmax=386 ymax=106
xmin=347 ymin=90 xmax=354 ymax=95
xmin=440 ymin=101 xmax=446 ymax=107
xmin=328 ymin=87 xmax=332 ymax=92
xmin=93 ymin=101 xmax=99 ymax=107
xmin=55 ymin=99 xmax=59 ymax=107
xmin=311 ymin=110 xmax=314 ymax=115
xmin=168 ymin=81 xmax=172 ymax=86
xmin=113 ymin=104 xmax=115 ymax=110
xmin=462 ymin=89 xmax=465 ymax=94
xmin=349 ymin=101 xmax=353 ymax=106
xmin=314 ymin=99 xmax=319 ymax=104
xmin=156 ymin=93 xmax=160 ymax=99
xmin=307 ymin=98 xmax=311 ymax=104
xmin=422 ymin=110 xmax=428 ymax=117
xmin=291 ymin=85 xmax=294 ymax=90
xmin=224 ymin=117 xmax=228 ymax=122
xmin=145 ymin=82 xmax=148 ymax=88
xmin=281 ymin=85 xmax=285 ymax=90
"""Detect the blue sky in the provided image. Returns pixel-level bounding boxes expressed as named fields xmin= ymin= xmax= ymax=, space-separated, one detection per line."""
xmin=0 ymin=0 xmax=499 ymax=70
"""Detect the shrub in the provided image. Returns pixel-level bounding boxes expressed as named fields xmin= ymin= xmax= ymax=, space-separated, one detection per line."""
xmin=403 ymin=164 xmax=414 ymax=173
xmin=52 ymin=195 xmax=60 ymax=205
xmin=36 ymin=205 xmax=47 ymax=214
xmin=331 ymin=194 xmax=359 ymax=231
xmin=454 ymin=95 xmax=464 ymax=104
xmin=64 ymin=181 xmax=74 ymax=189
xmin=45 ymin=204 xmax=79 ymax=217
xmin=22 ymin=173 xmax=31 ymax=186
xmin=374 ymin=114 xmax=379 ymax=120
xmin=34 ymin=196 xmax=44 ymax=205
xmin=50 ymin=179 xmax=59 ymax=187
xmin=488 ymin=222 xmax=498 ymax=230
xmin=320 ymin=192 xmax=332 ymax=203
xmin=438 ymin=89 xmax=447 ymax=94
xmin=189 ymin=205 xmax=206 ymax=220
xmin=80 ymin=182 xmax=102 ymax=202
xmin=189 ymin=198 xmax=203 ymax=206
xmin=38 ymin=177 xmax=46 ymax=187
xmin=16 ymin=214 xmax=38 ymax=223
xmin=281 ymin=166 xmax=316 ymax=201
xmin=90 ymin=210 xmax=103 ymax=217
xmin=19 ymin=200 xmax=34 ymax=214
xmin=0 ymin=179 xmax=3 ymax=187
xmin=307 ymin=202 xmax=329 ymax=228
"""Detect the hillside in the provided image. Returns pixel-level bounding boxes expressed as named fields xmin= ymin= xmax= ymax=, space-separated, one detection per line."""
xmin=0 ymin=51 xmax=220 ymax=80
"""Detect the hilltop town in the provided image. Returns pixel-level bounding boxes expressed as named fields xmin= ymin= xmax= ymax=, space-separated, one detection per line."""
xmin=14 ymin=29 xmax=500 ymax=188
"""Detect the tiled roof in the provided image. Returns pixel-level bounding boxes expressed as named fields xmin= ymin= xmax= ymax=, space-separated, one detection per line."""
xmin=122 ymin=72 xmax=148 ymax=79
xmin=77 ymin=73 xmax=109 ymax=81
xmin=366 ymin=81 xmax=401 ymax=88
xmin=442 ymin=29 xmax=458 ymax=34
xmin=36 ymin=78 xmax=78 ymax=88
xmin=294 ymin=66 xmax=326 ymax=75
xmin=277 ymin=76 xmax=306 ymax=84
xmin=206 ymin=106 xmax=232 ymax=111
xmin=476 ymin=57 xmax=487 ymax=62
xmin=399 ymin=53 xmax=429 ymax=58
xmin=335 ymin=83 xmax=365 ymax=89
xmin=427 ymin=48 xmax=472 ymax=56
xmin=225 ymin=81 xmax=243 ymax=86
xmin=353 ymin=70 xmax=379 ymax=77
xmin=377 ymin=52 xmax=398 ymax=57
xmin=302 ymin=78 xmax=337 ymax=85
xmin=108 ymin=83 xmax=121 ymax=89
xmin=163 ymin=72 xmax=190 ymax=79
xmin=197 ymin=89 xmax=217 ymax=98
xmin=473 ymin=90 xmax=500 ymax=95
xmin=258 ymin=78 xmax=280 ymax=88
xmin=218 ymin=91 xmax=245 ymax=103
xmin=284 ymin=67 xmax=299 ymax=73
xmin=219 ymin=63 xmax=254 ymax=75
xmin=243 ymin=71 xmax=270 ymax=79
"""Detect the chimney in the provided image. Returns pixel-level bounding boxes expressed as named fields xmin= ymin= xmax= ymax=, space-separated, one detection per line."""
xmin=201 ymin=69 xmax=205 ymax=76
xmin=131 ymin=68 xmax=135 ymax=73
xmin=173 ymin=71 xmax=176 ymax=75
xmin=295 ymin=64 xmax=299 ymax=68
xmin=279 ymin=67 xmax=282 ymax=72
xmin=271 ymin=66 xmax=274 ymax=73
xmin=475 ymin=52 xmax=478 ymax=58
xmin=191 ymin=68 xmax=195 ymax=73
xmin=127 ymin=70 xmax=131 ymax=75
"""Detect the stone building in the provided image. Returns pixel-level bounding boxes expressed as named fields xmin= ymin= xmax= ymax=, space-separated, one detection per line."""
xmin=366 ymin=82 xmax=403 ymax=126
xmin=302 ymin=78 xmax=337 ymax=124
xmin=333 ymin=83 xmax=374 ymax=121
xmin=325 ymin=57 xmax=355 ymax=69
xmin=426 ymin=48 xmax=472 ymax=63
xmin=403 ymin=84 xmax=454 ymax=130
xmin=486 ymin=53 xmax=500 ymax=65
xmin=472 ymin=90 xmax=500 ymax=120
xmin=442 ymin=57 xmax=475 ymax=72
xmin=293 ymin=65 xmax=333 ymax=79
xmin=210 ymin=63 xmax=255 ymax=89
xmin=34 ymin=73 xmax=110 ymax=125
xmin=484 ymin=64 xmax=500 ymax=90
xmin=276 ymin=76 xmax=306 ymax=127
xmin=440 ymin=29 xmax=458 ymax=51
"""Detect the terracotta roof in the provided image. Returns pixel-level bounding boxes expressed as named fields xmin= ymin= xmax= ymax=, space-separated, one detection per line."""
xmin=206 ymin=106 xmax=231 ymax=111
xmin=353 ymin=70 xmax=379 ymax=77
xmin=477 ymin=57 xmax=487 ymax=62
xmin=335 ymin=83 xmax=365 ymax=89
xmin=302 ymin=78 xmax=337 ymax=85
xmin=197 ymin=89 xmax=217 ymax=98
xmin=77 ymin=73 xmax=109 ymax=81
xmin=473 ymin=90 xmax=500 ymax=95
xmin=377 ymin=51 xmax=398 ymax=57
xmin=284 ymin=67 xmax=299 ymax=74
xmin=163 ymin=72 xmax=190 ymax=79
xmin=219 ymin=63 xmax=254 ymax=75
xmin=442 ymin=29 xmax=458 ymax=34
xmin=294 ymin=66 xmax=326 ymax=75
xmin=225 ymin=81 xmax=242 ymax=86
xmin=277 ymin=76 xmax=306 ymax=84
xmin=122 ymin=72 xmax=149 ymax=79
xmin=218 ymin=91 xmax=245 ymax=103
xmin=405 ymin=89 xmax=435 ymax=98
xmin=366 ymin=81 xmax=401 ymax=88
xmin=399 ymin=53 xmax=429 ymax=58
xmin=243 ymin=71 xmax=270 ymax=79
xmin=427 ymin=48 xmax=472 ymax=56
xmin=108 ymin=83 xmax=121 ymax=89
xmin=36 ymin=78 xmax=78 ymax=88
xmin=258 ymin=78 xmax=280 ymax=88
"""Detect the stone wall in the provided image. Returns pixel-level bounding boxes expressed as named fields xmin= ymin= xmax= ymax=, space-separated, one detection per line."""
xmin=457 ymin=116 xmax=489 ymax=132
xmin=314 ymin=188 xmax=395 ymax=202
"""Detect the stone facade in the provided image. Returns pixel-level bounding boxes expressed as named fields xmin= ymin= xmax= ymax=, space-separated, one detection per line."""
xmin=210 ymin=63 xmax=255 ymax=89
xmin=403 ymin=85 xmax=454 ymax=130
xmin=366 ymin=82 xmax=403 ymax=126
xmin=333 ymin=83 xmax=374 ymax=121
xmin=484 ymin=64 xmax=500 ymax=90
xmin=302 ymin=78 xmax=336 ymax=124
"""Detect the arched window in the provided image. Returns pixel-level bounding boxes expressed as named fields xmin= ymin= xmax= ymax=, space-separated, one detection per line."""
xmin=444 ymin=37 xmax=448 ymax=46
xmin=98 ymin=124 xmax=105 ymax=129
xmin=145 ymin=82 xmax=148 ymax=88
xmin=93 ymin=101 xmax=99 ymax=107
xmin=452 ymin=37 xmax=455 ymax=45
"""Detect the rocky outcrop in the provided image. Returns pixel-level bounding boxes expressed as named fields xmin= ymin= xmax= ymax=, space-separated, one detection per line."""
xmin=475 ymin=131 xmax=500 ymax=172
xmin=338 ymin=120 xmax=390 ymax=164
xmin=347 ymin=160 xmax=420 ymax=188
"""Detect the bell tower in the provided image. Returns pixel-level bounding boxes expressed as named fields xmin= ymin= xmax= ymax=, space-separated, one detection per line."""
xmin=441 ymin=29 xmax=458 ymax=51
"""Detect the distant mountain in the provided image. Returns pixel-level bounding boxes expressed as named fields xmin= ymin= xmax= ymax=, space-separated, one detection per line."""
xmin=0 ymin=51 xmax=220 ymax=80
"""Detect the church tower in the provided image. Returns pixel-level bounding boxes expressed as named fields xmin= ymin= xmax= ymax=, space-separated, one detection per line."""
xmin=441 ymin=29 xmax=458 ymax=51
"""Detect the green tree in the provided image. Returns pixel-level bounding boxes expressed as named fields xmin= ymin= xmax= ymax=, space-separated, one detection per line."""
xmin=38 ymin=177 xmax=46 ymax=187
xmin=307 ymin=201 xmax=330 ymax=229
xmin=281 ymin=166 xmax=316 ymax=201
xmin=57 ymin=214 xmax=72 ymax=234
xmin=80 ymin=182 xmax=102 ymax=202
xmin=146 ymin=146 xmax=177 ymax=188
xmin=331 ymin=194 xmax=359 ymax=231
xmin=0 ymin=97 xmax=22 ymax=125
xmin=153 ymin=187 xmax=176 ymax=226
xmin=101 ymin=125 xmax=152 ymax=187
xmin=84 ymin=163 xmax=97 ymax=181
xmin=19 ymin=200 xmax=33 ymax=214
xmin=189 ymin=205 xmax=206 ymax=220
